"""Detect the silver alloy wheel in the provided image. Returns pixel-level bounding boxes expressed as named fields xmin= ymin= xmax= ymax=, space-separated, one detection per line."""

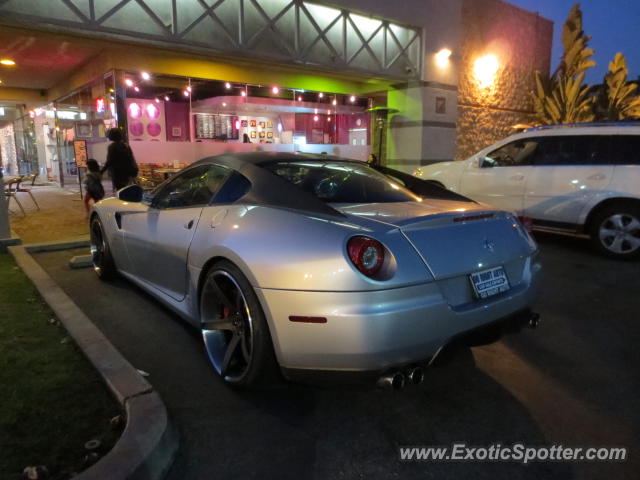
xmin=598 ymin=213 xmax=640 ymax=255
xmin=201 ymin=270 xmax=254 ymax=382
xmin=90 ymin=220 xmax=106 ymax=276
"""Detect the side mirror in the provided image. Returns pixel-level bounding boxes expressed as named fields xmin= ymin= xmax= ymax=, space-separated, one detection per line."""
xmin=117 ymin=184 xmax=144 ymax=202
xmin=479 ymin=157 xmax=496 ymax=168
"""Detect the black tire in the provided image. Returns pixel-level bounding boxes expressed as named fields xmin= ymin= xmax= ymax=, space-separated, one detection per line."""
xmin=199 ymin=260 xmax=280 ymax=388
xmin=90 ymin=215 xmax=117 ymax=280
xmin=589 ymin=204 xmax=640 ymax=260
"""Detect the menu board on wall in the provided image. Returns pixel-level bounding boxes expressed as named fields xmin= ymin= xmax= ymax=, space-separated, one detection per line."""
xmin=195 ymin=114 xmax=239 ymax=140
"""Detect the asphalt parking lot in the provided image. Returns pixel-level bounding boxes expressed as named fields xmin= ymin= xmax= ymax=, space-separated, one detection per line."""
xmin=33 ymin=233 xmax=639 ymax=480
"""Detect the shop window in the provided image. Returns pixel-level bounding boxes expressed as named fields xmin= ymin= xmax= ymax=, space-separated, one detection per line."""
xmin=119 ymin=71 xmax=374 ymax=178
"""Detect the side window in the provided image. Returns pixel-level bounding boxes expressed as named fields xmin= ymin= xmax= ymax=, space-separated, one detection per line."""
xmin=532 ymin=137 xmax=575 ymax=166
xmin=609 ymin=135 xmax=640 ymax=165
xmin=486 ymin=139 xmax=539 ymax=167
xmin=153 ymin=164 xmax=231 ymax=209
xmin=572 ymin=136 xmax=611 ymax=165
xmin=532 ymin=135 xmax=611 ymax=166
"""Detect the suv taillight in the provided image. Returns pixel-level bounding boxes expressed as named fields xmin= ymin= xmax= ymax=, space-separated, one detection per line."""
xmin=347 ymin=236 xmax=385 ymax=277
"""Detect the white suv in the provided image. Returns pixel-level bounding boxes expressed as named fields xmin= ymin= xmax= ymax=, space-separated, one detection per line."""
xmin=421 ymin=124 xmax=640 ymax=259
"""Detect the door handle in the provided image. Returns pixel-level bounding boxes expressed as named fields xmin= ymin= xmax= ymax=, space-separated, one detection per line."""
xmin=587 ymin=173 xmax=606 ymax=181
xmin=509 ymin=174 xmax=525 ymax=181
xmin=184 ymin=219 xmax=194 ymax=229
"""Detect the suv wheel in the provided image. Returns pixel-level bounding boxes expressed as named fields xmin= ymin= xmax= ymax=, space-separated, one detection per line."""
xmin=590 ymin=204 xmax=640 ymax=259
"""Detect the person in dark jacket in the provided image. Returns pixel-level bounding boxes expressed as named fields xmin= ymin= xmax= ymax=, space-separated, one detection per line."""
xmin=83 ymin=159 xmax=105 ymax=215
xmin=101 ymin=128 xmax=139 ymax=191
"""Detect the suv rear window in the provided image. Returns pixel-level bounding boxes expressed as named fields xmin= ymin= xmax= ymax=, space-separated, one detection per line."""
xmin=263 ymin=161 xmax=420 ymax=203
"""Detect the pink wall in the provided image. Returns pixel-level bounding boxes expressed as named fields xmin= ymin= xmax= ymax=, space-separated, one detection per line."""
xmin=164 ymin=102 xmax=190 ymax=142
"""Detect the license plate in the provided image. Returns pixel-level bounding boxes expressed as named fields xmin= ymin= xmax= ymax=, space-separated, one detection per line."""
xmin=469 ymin=266 xmax=510 ymax=299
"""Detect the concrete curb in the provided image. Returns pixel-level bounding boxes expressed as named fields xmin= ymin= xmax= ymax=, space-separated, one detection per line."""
xmin=0 ymin=229 xmax=21 ymax=253
xmin=8 ymin=243 xmax=178 ymax=480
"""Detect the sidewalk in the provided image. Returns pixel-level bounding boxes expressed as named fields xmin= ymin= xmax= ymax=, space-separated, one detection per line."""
xmin=8 ymin=186 xmax=90 ymax=244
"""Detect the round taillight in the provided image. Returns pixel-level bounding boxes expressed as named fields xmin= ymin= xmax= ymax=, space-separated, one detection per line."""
xmin=347 ymin=236 xmax=385 ymax=277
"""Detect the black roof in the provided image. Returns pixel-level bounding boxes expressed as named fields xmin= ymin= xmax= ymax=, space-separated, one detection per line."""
xmin=190 ymin=152 xmax=473 ymax=217
xmin=194 ymin=152 xmax=351 ymax=218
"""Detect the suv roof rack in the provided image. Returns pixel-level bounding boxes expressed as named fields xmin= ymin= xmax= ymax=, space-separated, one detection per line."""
xmin=526 ymin=121 xmax=640 ymax=132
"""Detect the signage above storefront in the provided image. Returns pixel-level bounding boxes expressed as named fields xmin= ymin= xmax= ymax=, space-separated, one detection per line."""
xmin=95 ymin=97 xmax=106 ymax=114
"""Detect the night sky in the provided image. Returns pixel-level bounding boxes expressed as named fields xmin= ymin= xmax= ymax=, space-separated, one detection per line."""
xmin=507 ymin=0 xmax=640 ymax=84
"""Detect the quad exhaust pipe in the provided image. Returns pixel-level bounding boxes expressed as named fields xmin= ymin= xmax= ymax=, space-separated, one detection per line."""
xmin=377 ymin=371 xmax=406 ymax=390
xmin=405 ymin=366 xmax=425 ymax=385
xmin=528 ymin=312 xmax=540 ymax=329
xmin=377 ymin=366 xmax=425 ymax=390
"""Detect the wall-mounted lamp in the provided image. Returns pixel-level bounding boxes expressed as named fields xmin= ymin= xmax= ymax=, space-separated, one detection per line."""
xmin=474 ymin=54 xmax=499 ymax=88
xmin=435 ymin=48 xmax=452 ymax=68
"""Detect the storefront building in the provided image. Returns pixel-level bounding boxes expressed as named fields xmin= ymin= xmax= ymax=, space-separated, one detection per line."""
xmin=0 ymin=0 xmax=552 ymax=185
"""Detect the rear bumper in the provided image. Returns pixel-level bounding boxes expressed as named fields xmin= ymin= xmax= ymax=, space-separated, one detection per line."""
xmin=256 ymin=257 xmax=541 ymax=372
xmin=281 ymin=308 xmax=538 ymax=384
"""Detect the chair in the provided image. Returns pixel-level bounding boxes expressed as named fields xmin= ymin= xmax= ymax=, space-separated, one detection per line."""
xmin=4 ymin=177 xmax=26 ymax=216
xmin=16 ymin=173 xmax=40 ymax=210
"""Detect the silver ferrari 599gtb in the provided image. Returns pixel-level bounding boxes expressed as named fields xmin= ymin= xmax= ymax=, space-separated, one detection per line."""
xmin=90 ymin=153 xmax=541 ymax=389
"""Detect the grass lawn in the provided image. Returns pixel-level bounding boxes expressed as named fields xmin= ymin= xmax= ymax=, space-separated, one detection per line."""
xmin=0 ymin=254 xmax=121 ymax=480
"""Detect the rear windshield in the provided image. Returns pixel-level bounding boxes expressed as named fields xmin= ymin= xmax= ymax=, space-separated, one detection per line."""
xmin=263 ymin=161 xmax=421 ymax=203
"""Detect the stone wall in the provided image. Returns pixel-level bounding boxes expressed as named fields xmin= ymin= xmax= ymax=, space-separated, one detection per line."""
xmin=456 ymin=0 xmax=552 ymax=160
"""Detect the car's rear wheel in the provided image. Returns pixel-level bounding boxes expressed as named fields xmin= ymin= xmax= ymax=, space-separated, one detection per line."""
xmin=200 ymin=261 xmax=279 ymax=388
xmin=90 ymin=216 xmax=117 ymax=280
xmin=590 ymin=204 xmax=640 ymax=259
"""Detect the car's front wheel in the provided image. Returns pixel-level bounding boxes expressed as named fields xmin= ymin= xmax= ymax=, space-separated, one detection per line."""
xmin=590 ymin=204 xmax=640 ymax=259
xmin=90 ymin=215 xmax=117 ymax=280
xmin=199 ymin=261 xmax=279 ymax=388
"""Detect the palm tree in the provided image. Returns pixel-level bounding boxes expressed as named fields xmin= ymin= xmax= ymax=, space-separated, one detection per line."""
xmin=596 ymin=53 xmax=640 ymax=121
xmin=531 ymin=3 xmax=595 ymax=124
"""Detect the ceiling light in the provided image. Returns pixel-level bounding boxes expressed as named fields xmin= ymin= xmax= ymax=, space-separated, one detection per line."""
xmin=298 ymin=96 xmax=302 ymax=102
xmin=332 ymin=99 xmax=337 ymax=106
xmin=141 ymin=71 xmax=151 ymax=81
xmin=125 ymin=78 xmax=134 ymax=87
xmin=272 ymin=86 xmax=280 ymax=94
xmin=350 ymin=95 xmax=356 ymax=103
xmin=0 ymin=59 xmax=16 ymax=66
xmin=134 ymin=86 xmax=140 ymax=92
xmin=164 ymin=95 xmax=170 ymax=101
xmin=183 ymin=90 xmax=189 ymax=97
xmin=155 ymin=98 xmax=160 ymax=103
xmin=225 ymin=82 xmax=231 ymax=89
xmin=318 ymin=92 xmax=324 ymax=99
xmin=186 ymin=86 xmax=192 ymax=92
xmin=241 ymin=90 xmax=247 ymax=97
